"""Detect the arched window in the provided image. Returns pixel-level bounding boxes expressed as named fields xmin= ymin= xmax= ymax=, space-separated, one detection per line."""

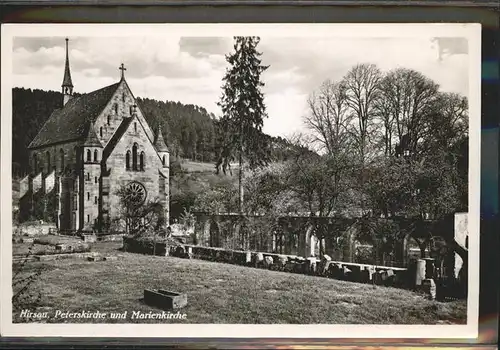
xmin=132 ymin=143 xmax=138 ymax=170
xmin=46 ymin=151 xmax=51 ymax=172
xmin=59 ymin=149 xmax=65 ymax=171
xmin=94 ymin=150 xmax=98 ymax=162
xmin=33 ymin=153 xmax=38 ymax=173
xmin=126 ymin=151 xmax=130 ymax=170
xmin=74 ymin=146 xmax=79 ymax=165
xmin=107 ymin=115 xmax=110 ymax=125
xmin=162 ymin=155 xmax=166 ymax=166
xmin=139 ymin=152 xmax=145 ymax=171
xmin=134 ymin=122 xmax=137 ymax=133
xmin=86 ymin=149 xmax=91 ymax=162
xmin=100 ymin=127 xmax=103 ymax=137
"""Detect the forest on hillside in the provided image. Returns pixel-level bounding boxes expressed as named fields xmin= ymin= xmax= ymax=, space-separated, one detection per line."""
xmin=11 ymin=88 xmax=299 ymax=177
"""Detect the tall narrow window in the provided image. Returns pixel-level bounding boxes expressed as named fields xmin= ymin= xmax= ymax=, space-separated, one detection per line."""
xmin=94 ymin=150 xmax=98 ymax=162
xmin=100 ymin=127 xmax=103 ymax=137
xmin=86 ymin=149 xmax=91 ymax=162
xmin=46 ymin=151 xmax=51 ymax=172
xmin=107 ymin=115 xmax=110 ymax=125
xmin=114 ymin=103 xmax=118 ymax=114
xmin=87 ymin=172 xmax=90 ymax=181
xmin=134 ymin=122 xmax=137 ymax=133
xmin=122 ymin=92 xmax=125 ymax=102
xmin=132 ymin=144 xmax=138 ymax=170
xmin=94 ymin=196 xmax=98 ymax=204
xmin=94 ymin=176 xmax=98 ymax=184
xmin=87 ymin=192 xmax=90 ymax=201
xmin=59 ymin=149 xmax=65 ymax=171
xmin=162 ymin=155 xmax=166 ymax=166
xmin=33 ymin=153 xmax=38 ymax=173
xmin=87 ymin=214 xmax=90 ymax=223
xmin=126 ymin=151 xmax=131 ymax=170
xmin=74 ymin=146 xmax=79 ymax=165
xmin=139 ymin=152 xmax=144 ymax=171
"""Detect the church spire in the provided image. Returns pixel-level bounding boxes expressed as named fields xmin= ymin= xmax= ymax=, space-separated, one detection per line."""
xmin=154 ymin=127 xmax=169 ymax=152
xmin=62 ymin=38 xmax=74 ymax=107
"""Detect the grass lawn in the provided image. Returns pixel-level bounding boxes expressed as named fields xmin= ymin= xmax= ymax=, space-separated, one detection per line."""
xmin=13 ymin=242 xmax=467 ymax=324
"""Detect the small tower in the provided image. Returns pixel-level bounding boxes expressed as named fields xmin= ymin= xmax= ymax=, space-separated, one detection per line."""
xmin=155 ymin=127 xmax=170 ymax=225
xmin=154 ymin=127 xmax=169 ymax=168
xmin=82 ymin=125 xmax=102 ymax=232
xmin=62 ymin=38 xmax=74 ymax=107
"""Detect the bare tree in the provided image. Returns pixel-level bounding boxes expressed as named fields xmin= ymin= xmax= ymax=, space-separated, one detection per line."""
xmin=343 ymin=63 xmax=382 ymax=165
xmin=377 ymin=68 xmax=440 ymax=156
xmin=423 ymin=92 xmax=468 ymax=152
xmin=342 ymin=63 xmax=382 ymax=215
xmin=304 ymin=79 xmax=352 ymax=156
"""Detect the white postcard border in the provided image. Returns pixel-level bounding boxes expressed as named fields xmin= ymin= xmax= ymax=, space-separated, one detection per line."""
xmin=1 ymin=23 xmax=481 ymax=339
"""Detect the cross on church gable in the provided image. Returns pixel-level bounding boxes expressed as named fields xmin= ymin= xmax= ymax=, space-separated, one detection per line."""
xmin=119 ymin=63 xmax=127 ymax=79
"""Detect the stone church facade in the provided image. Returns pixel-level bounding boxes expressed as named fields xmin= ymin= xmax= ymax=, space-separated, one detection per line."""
xmin=27 ymin=39 xmax=169 ymax=233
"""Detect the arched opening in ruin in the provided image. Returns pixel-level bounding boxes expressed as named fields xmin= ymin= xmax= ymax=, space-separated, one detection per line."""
xmin=209 ymin=221 xmax=220 ymax=248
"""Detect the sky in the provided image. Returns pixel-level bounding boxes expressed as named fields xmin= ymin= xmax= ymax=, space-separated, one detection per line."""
xmin=12 ymin=34 xmax=470 ymax=138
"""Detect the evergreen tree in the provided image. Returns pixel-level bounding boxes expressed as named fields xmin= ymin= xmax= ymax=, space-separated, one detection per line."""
xmin=216 ymin=36 xmax=270 ymax=213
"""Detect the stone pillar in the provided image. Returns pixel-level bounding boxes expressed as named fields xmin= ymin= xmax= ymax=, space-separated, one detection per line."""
xmin=454 ymin=212 xmax=468 ymax=279
xmin=272 ymin=232 xmax=276 ymax=252
xmin=415 ymin=258 xmax=426 ymax=287
xmin=309 ymin=234 xmax=316 ymax=257
xmin=303 ymin=224 xmax=314 ymax=257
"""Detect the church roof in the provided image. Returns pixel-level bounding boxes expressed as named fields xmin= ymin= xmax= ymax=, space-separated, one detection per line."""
xmin=154 ymin=128 xmax=169 ymax=152
xmin=82 ymin=124 xmax=103 ymax=148
xmin=29 ymin=82 xmax=120 ymax=149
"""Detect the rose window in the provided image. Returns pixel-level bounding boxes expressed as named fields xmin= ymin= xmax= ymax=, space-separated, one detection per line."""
xmin=123 ymin=181 xmax=147 ymax=207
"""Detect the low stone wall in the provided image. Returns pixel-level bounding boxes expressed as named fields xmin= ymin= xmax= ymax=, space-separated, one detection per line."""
xmin=13 ymin=223 xmax=57 ymax=237
xmin=170 ymin=244 xmax=411 ymax=289
xmin=97 ymin=234 xmax=124 ymax=242
xmin=122 ymin=236 xmax=170 ymax=256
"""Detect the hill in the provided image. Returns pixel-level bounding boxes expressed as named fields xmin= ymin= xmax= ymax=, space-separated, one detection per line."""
xmin=12 ymin=88 xmax=303 ymax=177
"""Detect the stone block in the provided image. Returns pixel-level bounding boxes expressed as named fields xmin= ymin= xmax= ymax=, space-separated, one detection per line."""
xmin=144 ymin=289 xmax=187 ymax=310
xmin=35 ymin=255 xmax=56 ymax=261
xmin=82 ymin=234 xmax=97 ymax=243
xmin=254 ymin=252 xmax=264 ymax=267
xmin=422 ymin=278 xmax=436 ymax=300
xmin=55 ymin=243 xmax=67 ymax=251
xmin=275 ymin=255 xmax=287 ymax=270
xmin=307 ymin=257 xmax=317 ymax=275
xmin=87 ymin=256 xmax=102 ymax=262
xmin=264 ymin=255 xmax=274 ymax=269
xmin=22 ymin=238 xmax=34 ymax=244
xmin=245 ymin=251 xmax=252 ymax=264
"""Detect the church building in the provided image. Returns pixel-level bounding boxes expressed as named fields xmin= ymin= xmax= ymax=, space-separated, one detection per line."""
xmin=27 ymin=38 xmax=170 ymax=233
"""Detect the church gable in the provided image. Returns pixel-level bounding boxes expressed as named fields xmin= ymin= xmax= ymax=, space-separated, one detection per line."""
xmin=103 ymin=114 xmax=161 ymax=173
xmin=103 ymin=114 xmax=164 ymax=221
xmin=94 ymin=79 xmax=155 ymax=148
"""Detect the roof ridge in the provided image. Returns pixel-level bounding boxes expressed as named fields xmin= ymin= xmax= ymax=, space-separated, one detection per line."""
xmin=29 ymin=81 xmax=121 ymax=149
